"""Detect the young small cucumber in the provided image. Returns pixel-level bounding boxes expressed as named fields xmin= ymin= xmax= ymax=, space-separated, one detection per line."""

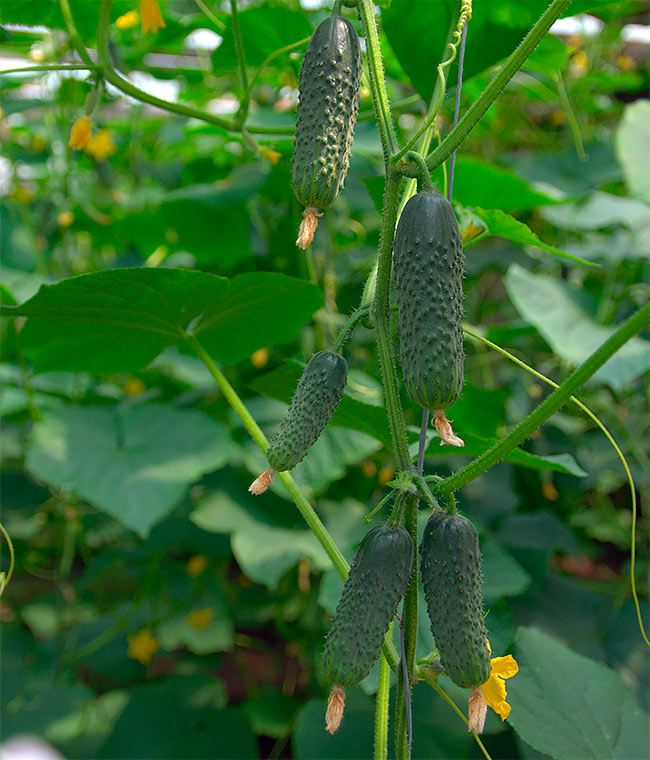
xmin=292 ymin=14 xmax=361 ymax=247
xmin=267 ymin=350 xmax=348 ymax=472
xmin=323 ymin=523 xmax=413 ymax=687
xmin=420 ymin=512 xmax=490 ymax=688
xmin=393 ymin=191 xmax=464 ymax=412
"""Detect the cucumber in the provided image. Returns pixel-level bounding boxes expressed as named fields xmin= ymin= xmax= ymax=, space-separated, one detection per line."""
xmin=292 ymin=13 xmax=361 ymax=247
xmin=420 ymin=512 xmax=490 ymax=689
xmin=249 ymin=351 xmax=348 ymax=494
xmin=393 ymin=191 xmax=465 ymax=413
xmin=323 ymin=523 xmax=413 ymax=687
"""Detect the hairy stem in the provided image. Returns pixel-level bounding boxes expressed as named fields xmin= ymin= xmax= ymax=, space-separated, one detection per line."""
xmin=60 ymin=0 xmax=96 ymax=68
xmin=374 ymin=654 xmax=391 ymax=760
xmin=94 ymin=0 xmax=293 ymax=135
xmin=358 ymin=0 xmax=398 ymax=161
xmin=187 ymin=334 xmax=401 ymax=669
xmin=438 ymin=303 xmax=650 ymax=495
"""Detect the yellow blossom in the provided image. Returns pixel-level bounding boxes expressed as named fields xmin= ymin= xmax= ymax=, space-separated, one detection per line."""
xmin=11 ymin=186 xmax=34 ymax=204
xmin=68 ymin=115 xmax=92 ymax=150
xmin=57 ymin=210 xmax=75 ymax=228
xmin=468 ymin=652 xmax=519 ymax=733
xmin=250 ymin=348 xmax=269 ymax=369
xmin=187 ymin=554 xmax=208 ymax=577
xmin=259 ymin=147 xmax=281 ymax=165
xmin=140 ymin=0 xmax=166 ymax=34
xmin=123 ymin=378 xmax=145 ymax=396
xmin=461 ymin=219 xmax=484 ymax=245
xmin=378 ymin=465 xmax=394 ymax=486
xmin=186 ymin=608 xmax=215 ymax=630
xmin=116 ymin=10 xmax=139 ymax=29
xmin=127 ymin=628 xmax=159 ymax=665
xmin=85 ymin=129 xmax=116 ymax=161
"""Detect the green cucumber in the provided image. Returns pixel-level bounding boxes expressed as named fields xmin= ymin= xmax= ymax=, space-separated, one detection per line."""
xmin=323 ymin=523 xmax=413 ymax=686
xmin=393 ymin=191 xmax=464 ymax=412
xmin=292 ymin=14 xmax=361 ymax=213
xmin=267 ymin=350 xmax=348 ymax=473
xmin=420 ymin=512 xmax=490 ymax=688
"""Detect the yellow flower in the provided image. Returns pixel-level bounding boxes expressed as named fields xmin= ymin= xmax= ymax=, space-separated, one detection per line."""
xmin=468 ymin=652 xmax=519 ymax=733
xmin=378 ymin=465 xmax=394 ymax=486
xmin=187 ymin=554 xmax=208 ymax=577
xmin=85 ymin=129 xmax=116 ymax=161
xmin=140 ymin=0 xmax=166 ymax=34
xmin=68 ymin=115 xmax=92 ymax=150
xmin=116 ymin=10 xmax=139 ymax=29
xmin=186 ymin=608 xmax=215 ymax=630
xmin=258 ymin=147 xmax=282 ymax=165
xmin=123 ymin=378 xmax=145 ymax=396
xmin=127 ymin=628 xmax=159 ymax=665
xmin=461 ymin=219 xmax=484 ymax=245
xmin=57 ymin=210 xmax=75 ymax=228
xmin=11 ymin=186 xmax=34 ymax=204
xmin=250 ymin=348 xmax=269 ymax=369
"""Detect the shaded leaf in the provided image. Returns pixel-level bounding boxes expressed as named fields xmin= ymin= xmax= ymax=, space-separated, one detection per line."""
xmin=615 ymin=101 xmax=650 ymax=203
xmin=472 ymin=207 xmax=595 ymax=266
xmin=27 ymin=403 xmax=234 ymax=537
xmin=4 ymin=268 xmax=321 ymax=373
xmin=508 ymin=627 xmax=649 ymax=759
xmin=505 ymin=264 xmax=650 ymax=389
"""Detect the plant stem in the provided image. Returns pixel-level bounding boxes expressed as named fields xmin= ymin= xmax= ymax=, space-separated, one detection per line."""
xmin=0 ymin=64 xmax=93 ymax=76
xmin=395 ymin=0 xmax=572 ymax=176
xmin=358 ymin=0 xmax=398 ymax=161
xmin=464 ymin=324 xmax=650 ymax=648
xmin=332 ymin=306 xmax=370 ymax=352
xmin=374 ymin=654 xmax=391 ymax=760
xmin=230 ymin=0 xmax=250 ymax=122
xmin=194 ymin=0 xmax=226 ymax=30
xmin=437 ymin=303 xmax=650 ymax=495
xmin=94 ymin=0 xmax=293 ymax=136
xmin=186 ymin=334 xmax=402 ymax=669
xmin=60 ymin=0 xmax=96 ymax=68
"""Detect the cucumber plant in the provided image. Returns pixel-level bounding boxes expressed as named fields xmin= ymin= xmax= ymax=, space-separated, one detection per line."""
xmin=41 ymin=1 xmax=649 ymax=760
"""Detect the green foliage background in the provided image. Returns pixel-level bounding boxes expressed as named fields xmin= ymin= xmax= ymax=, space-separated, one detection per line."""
xmin=0 ymin=1 xmax=648 ymax=758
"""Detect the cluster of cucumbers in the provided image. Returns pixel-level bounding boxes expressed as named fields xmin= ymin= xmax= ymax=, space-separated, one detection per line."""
xmin=251 ymin=2 xmax=488 ymax=727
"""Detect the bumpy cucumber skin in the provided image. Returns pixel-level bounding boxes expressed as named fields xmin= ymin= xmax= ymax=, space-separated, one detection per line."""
xmin=323 ymin=524 xmax=413 ymax=687
xmin=420 ymin=512 xmax=490 ymax=689
xmin=292 ymin=15 xmax=361 ymax=209
xmin=394 ymin=191 xmax=464 ymax=410
xmin=267 ymin=351 xmax=348 ymax=472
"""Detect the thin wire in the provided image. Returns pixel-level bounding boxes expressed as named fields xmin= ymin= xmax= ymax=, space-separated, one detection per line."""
xmin=400 ymin=613 xmax=413 ymax=755
xmin=447 ymin=22 xmax=468 ymax=203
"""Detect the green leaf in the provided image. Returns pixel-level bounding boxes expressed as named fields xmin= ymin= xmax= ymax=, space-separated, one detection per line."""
xmin=0 ymin=0 xmax=131 ymax=39
xmin=505 ymin=264 xmax=650 ymax=389
xmin=523 ymin=35 xmax=571 ymax=76
xmin=440 ymin=158 xmax=556 ymax=213
xmin=191 ymin=488 xmax=331 ymax=587
xmin=26 ymin=403 xmax=235 ymax=537
xmin=508 ymin=627 xmax=649 ymax=759
xmin=472 ymin=207 xmax=596 ymax=267
xmin=97 ymin=678 xmax=258 ymax=760
xmin=423 ymin=432 xmax=587 ymax=477
xmin=482 ymin=535 xmax=531 ymax=601
xmin=212 ymin=5 xmax=312 ymax=70
xmin=248 ymin=359 xmax=391 ymax=447
xmin=541 ymin=191 xmax=650 ymax=231
xmin=615 ymin=101 xmax=650 ymax=203
xmin=4 ymin=268 xmax=321 ymax=373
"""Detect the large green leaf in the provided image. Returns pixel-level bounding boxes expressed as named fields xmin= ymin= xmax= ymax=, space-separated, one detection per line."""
xmin=439 ymin=157 xmax=556 ymax=213
xmin=505 ymin=264 xmax=650 ymax=389
xmin=508 ymin=627 xmax=649 ymax=759
xmin=472 ymin=207 xmax=595 ymax=267
xmin=96 ymin=678 xmax=258 ymax=760
xmin=191 ymin=488 xmax=331 ymax=587
xmin=26 ymin=403 xmax=235 ymax=536
xmin=248 ymin=359 xmax=391 ymax=447
xmin=616 ymin=101 xmax=650 ymax=203
xmin=541 ymin=192 xmax=649 ymax=231
xmin=212 ymin=5 xmax=313 ymax=70
xmin=0 ymin=0 xmax=131 ymax=39
xmin=4 ymin=268 xmax=321 ymax=373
